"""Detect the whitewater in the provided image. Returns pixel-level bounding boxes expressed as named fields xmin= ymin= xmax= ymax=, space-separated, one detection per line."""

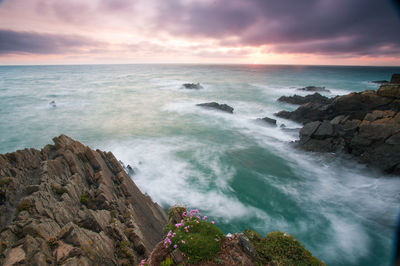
xmin=1 ymin=64 xmax=400 ymax=265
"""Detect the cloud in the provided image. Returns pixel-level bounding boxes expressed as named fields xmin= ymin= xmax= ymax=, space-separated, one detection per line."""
xmin=153 ymin=0 xmax=400 ymax=56
xmin=0 ymin=29 xmax=103 ymax=55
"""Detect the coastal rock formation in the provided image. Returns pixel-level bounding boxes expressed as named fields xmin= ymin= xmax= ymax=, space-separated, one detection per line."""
xmin=277 ymin=93 xmax=333 ymax=105
xmin=297 ymin=86 xmax=330 ymax=93
xmin=0 ymin=135 xmax=167 ymax=265
xmin=276 ymin=90 xmax=400 ymax=124
xmin=197 ymin=102 xmax=234 ymax=113
xmin=276 ymin=74 xmax=400 ymax=174
xmin=182 ymin=83 xmax=203 ymax=90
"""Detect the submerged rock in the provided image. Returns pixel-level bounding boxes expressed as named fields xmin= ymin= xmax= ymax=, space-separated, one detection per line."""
xmin=0 ymin=135 xmax=167 ymax=265
xmin=182 ymin=83 xmax=203 ymax=90
xmin=297 ymin=86 xmax=330 ymax=92
xmin=197 ymin=102 xmax=234 ymax=113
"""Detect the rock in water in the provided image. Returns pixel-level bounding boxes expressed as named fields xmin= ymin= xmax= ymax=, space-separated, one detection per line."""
xmin=0 ymin=135 xmax=167 ymax=265
xmin=371 ymin=80 xmax=389 ymax=84
xmin=297 ymin=86 xmax=330 ymax=92
xmin=277 ymin=93 xmax=333 ymax=105
xmin=197 ymin=102 xmax=234 ymax=113
xmin=257 ymin=117 xmax=277 ymax=126
xmin=182 ymin=83 xmax=203 ymax=89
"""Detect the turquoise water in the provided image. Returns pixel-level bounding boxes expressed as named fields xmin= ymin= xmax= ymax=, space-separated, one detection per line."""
xmin=1 ymin=64 xmax=400 ymax=265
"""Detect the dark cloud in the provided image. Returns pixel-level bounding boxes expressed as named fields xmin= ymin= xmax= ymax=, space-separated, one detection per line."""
xmin=0 ymin=30 xmax=103 ymax=55
xmin=155 ymin=0 xmax=400 ymax=56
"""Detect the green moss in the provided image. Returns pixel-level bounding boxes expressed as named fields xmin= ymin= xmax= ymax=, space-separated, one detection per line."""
xmin=51 ymin=183 xmax=67 ymax=196
xmin=47 ymin=237 xmax=59 ymax=250
xmin=116 ymin=241 xmax=135 ymax=264
xmin=80 ymin=194 xmax=87 ymax=205
xmin=17 ymin=199 xmax=32 ymax=213
xmin=0 ymin=177 xmax=12 ymax=187
xmin=165 ymin=213 xmax=224 ymax=263
xmin=160 ymin=257 xmax=174 ymax=266
xmin=245 ymin=230 xmax=324 ymax=265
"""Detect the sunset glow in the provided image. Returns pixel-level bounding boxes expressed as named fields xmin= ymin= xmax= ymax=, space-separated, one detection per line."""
xmin=0 ymin=0 xmax=399 ymax=65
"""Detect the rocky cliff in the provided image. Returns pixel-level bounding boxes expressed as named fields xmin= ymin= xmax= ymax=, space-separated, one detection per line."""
xmin=0 ymin=135 xmax=167 ymax=265
xmin=276 ymin=74 xmax=400 ymax=174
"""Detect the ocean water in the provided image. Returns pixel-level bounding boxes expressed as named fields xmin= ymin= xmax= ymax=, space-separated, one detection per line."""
xmin=1 ymin=64 xmax=400 ymax=265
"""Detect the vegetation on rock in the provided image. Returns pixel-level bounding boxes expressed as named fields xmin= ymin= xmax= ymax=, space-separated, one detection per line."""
xmin=244 ymin=229 xmax=324 ymax=265
xmin=164 ymin=208 xmax=224 ymax=263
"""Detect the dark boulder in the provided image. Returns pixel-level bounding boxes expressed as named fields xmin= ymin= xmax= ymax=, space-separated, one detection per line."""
xmin=297 ymin=86 xmax=330 ymax=93
xmin=257 ymin=117 xmax=277 ymax=126
xmin=277 ymin=93 xmax=333 ymax=105
xmin=197 ymin=102 xmax=234 ymax=113
xmin=182 ymin=83 xmax=203 ymax=89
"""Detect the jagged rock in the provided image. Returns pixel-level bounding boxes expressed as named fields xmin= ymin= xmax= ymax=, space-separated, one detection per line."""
xmin=297 ymin=86 xmax=330 ymax=92
xmin=0 ymin=135 xmax=167 ymax=265
xmin=182 ymin=83 xmax=203 ymax=90
xmin=391 ymin=74 xmax=400 ymax=84
xmin=377 ymin=84 xmax=400 ymax=98
xmin=277 ymin=93 xmax=333 ymax=105
xmin=257 ymin=117 xmax=277 ymax=126
xmin=376 ymin=74 xmax=400 ymax=99
xmin=276 ymin=90 xmax=400 ymax=124
xmin=296 ymin=109 xmax=400 ymax=173
xmin=197 ymin=102 xmax=234 ymax=113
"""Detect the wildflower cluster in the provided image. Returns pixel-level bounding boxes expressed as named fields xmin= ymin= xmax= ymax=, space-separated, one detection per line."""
xmin=163 ymin=209 xmax=224 ymax=263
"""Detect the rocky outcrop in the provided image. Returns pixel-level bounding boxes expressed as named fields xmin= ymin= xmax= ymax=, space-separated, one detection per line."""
xmin=182 ymin=83 xmax=203 ymax=90
xmin=276 ymin=90 xmax=400 ymax=124
xmin=298 ymin=110 xmax=400 ymax=173
xmin=277 ymin=93 xmax=334 ymax=105
xmin=377 ymin=74 xmax=400 ymax=99
xmin=0 ymin=135 xmax=167 ymax=265
xmin=297 ymin=86 xmax=330 ymax=93
xmin=197 ymin=102 xmax=234 ymax=113
xmin=276 ymin=74 xmax=400 ymax=174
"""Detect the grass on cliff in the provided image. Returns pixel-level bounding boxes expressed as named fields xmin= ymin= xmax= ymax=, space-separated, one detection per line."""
xmin=245 ymin=229 xmax=324 ymax=265
xmin=164 ymin=208 xmax=224 ymax=263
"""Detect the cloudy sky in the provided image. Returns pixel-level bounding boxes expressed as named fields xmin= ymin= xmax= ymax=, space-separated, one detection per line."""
xmin=0 ymin=0 xmax=399 ymax=65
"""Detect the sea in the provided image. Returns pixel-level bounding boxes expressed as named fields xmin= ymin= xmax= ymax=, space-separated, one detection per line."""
xmin=1 ymin=64 xmax=400 ymax=265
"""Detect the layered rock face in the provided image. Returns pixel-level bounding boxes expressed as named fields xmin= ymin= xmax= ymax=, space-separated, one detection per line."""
xmin=0 ymin=135 xmax=167 ymax=265
xmin=276 ymin=74 xmax=400 ymax=174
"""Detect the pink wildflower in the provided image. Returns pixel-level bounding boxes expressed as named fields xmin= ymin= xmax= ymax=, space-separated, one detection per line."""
xmin=181 ymin=240 xmax=185 ymax=244
xmin=203 ymin=216 xmax=207 ymax=220
xmin=140 ymin=259 xmax=146 ymax=265
xmin=173 ymin=244 xmax=177 ymax=249
xmin=211 ymin=221 xmax=215 ymax=224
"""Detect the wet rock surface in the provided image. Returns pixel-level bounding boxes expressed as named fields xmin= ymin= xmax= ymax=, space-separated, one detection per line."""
xmin=276 ymin=74 xmax=400 ymax=174
xmin=0 ymin=135 xmax=167 ymax=265
xmin=257 ymin=117 xmax=277 ymax=126
xmin=197 ymin=102 xmax=234 ymax=113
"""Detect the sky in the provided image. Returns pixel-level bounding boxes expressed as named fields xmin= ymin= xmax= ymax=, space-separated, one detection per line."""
xmin=0 ymin=0 xmax=399 ymax=66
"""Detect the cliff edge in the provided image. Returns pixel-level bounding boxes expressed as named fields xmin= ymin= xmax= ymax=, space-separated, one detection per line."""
xmin=0 ymin=135 xmax=167 ymax=265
